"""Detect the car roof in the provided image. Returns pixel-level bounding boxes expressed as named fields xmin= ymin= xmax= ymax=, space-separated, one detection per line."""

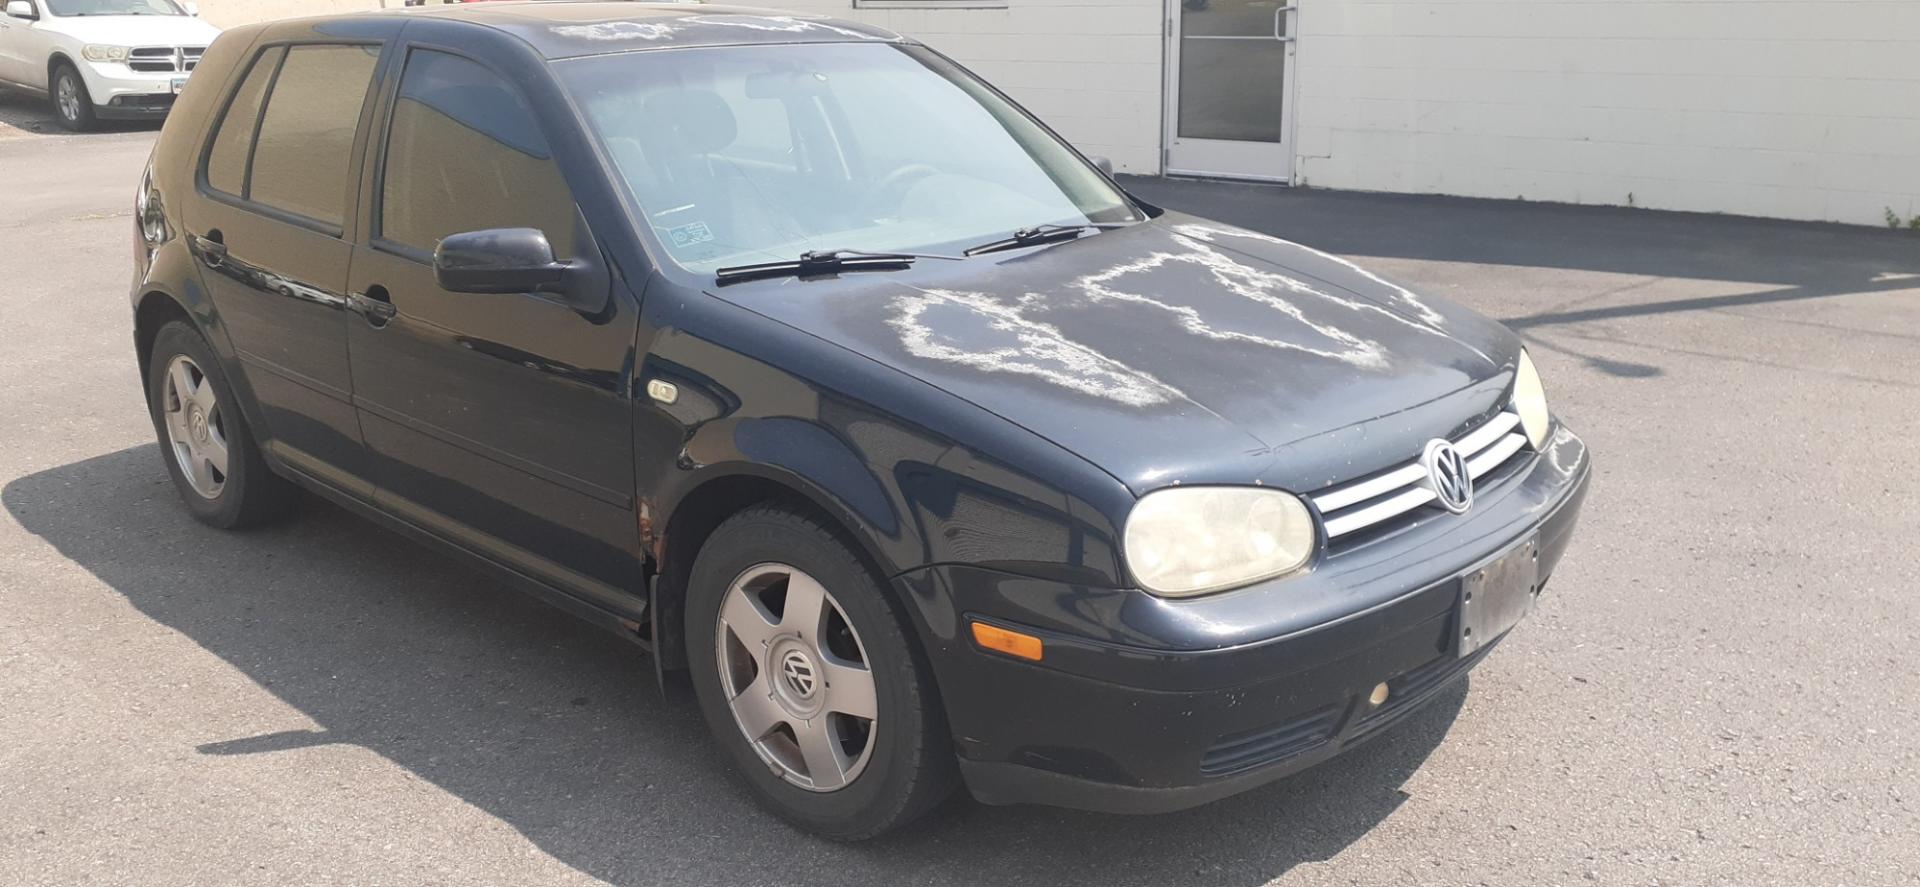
xmin=378 ymin=2 xmax=906 ymax=59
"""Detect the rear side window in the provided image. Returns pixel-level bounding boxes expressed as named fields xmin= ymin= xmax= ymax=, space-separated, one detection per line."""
xmin=204 ymin=46 xmax=283 ymax=196
xmin=248 ymin=45 xmax=381 ymax=226
xmin=379 ymin=49 xmax=576 ymax=256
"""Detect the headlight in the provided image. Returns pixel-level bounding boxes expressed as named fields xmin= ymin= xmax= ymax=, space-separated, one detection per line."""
xmin=1512 ymin=349 xmax=1550 ymax=448
xmin=83 ymin=45 xmax=130 ymax=62
xmin=1123 ymin=486 xmax=1316 ymax=597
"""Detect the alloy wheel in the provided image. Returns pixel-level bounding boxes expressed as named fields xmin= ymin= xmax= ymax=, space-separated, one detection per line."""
xmin=161 ymin=355 xmax=229 ymax=499
xmin=714 ymin=563 xmax=879 ymax=792
xmin=56 ymin=74 xmax=80 ymax=123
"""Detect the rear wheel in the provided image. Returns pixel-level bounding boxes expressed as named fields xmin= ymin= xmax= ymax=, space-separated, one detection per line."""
xmin=685 ymin=505 xmax=957 ymax=839
xmin=145 ymin=321 xmax=297 ymax=528
xmin=50 ymin=63 xmax=97 ymax=132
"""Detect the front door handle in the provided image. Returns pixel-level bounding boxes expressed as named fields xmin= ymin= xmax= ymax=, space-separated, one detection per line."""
xmin=347 ymin=289 xmax=396 ymax=326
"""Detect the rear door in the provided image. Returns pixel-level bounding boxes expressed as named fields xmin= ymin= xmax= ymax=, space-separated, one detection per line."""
xmin=344 ymin=46 xmax=642 ymax=605
xmin=184 ymin=41 xmax=385 ymax=496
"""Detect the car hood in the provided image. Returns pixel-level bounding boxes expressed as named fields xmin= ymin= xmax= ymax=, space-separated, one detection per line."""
xmin=711 ymin=212 xmax=1524 ymax=494
xmin=40 ymin=14 xmax=219 ymax=46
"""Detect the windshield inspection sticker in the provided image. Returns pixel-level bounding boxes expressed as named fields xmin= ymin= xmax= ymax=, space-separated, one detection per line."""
xmin=668 ymin=222 xmax=716 ymax=247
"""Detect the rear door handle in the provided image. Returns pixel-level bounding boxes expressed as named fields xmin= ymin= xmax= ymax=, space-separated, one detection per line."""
xmin=347 ymin=289 xmax=396 ymax=326
xmin=189 ymin=233 xmax=227 ymax=266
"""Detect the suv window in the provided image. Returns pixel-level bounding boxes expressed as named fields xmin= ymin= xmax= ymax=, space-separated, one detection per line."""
xmin=204 ymin=46 xmax=283 ymax=197
xmin=379 ymin=49 xmax=576 ymax=256
xmin=247 ymin=44 xmax=380 ymax=226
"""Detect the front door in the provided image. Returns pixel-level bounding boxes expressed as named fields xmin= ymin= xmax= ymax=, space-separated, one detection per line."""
xmin=1164 ymin=0 xmax=1298 ymax=181
xmin=346 ymin=46 xmax=642 ymax=607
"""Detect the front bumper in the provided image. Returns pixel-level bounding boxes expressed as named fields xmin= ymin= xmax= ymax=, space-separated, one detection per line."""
xmin=77 ymin=61 xmax=185 ymax=118
xmin=897 ymin=425 xmax=1592 ymax=814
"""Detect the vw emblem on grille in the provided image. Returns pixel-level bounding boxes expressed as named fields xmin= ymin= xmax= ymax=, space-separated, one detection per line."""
xmin=1422 ymin=439 xmax=1474 ymax=514
xmin=779 ymin=649 xmax=818 ymax=698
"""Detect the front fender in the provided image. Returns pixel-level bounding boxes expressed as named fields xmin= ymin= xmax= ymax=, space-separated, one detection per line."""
xmin=635 ymin=282 xmax=1137 ymax=587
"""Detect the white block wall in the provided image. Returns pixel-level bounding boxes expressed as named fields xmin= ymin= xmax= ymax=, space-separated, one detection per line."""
xmin=196 ymin=0 xmax=382 ymax=29
xmin=1292 ymin=0 xmax=1920 ymax=226
xmin=199 ymin=0 xmax=1920 ymax=227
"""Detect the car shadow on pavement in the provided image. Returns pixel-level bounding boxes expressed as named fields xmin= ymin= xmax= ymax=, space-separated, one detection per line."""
xmin=6 ymin=445 xmax=1468 ymax=887
xmin=0 ymin=89 xmax=160 ymax=138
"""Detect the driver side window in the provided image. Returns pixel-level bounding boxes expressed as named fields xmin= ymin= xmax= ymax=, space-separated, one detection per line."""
xmin=378 ymin=48 xmax=576 ymax=257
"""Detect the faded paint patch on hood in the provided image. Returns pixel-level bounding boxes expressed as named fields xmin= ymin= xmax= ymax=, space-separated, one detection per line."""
xmin=715 ymin=213 xmax=1520 ymax=493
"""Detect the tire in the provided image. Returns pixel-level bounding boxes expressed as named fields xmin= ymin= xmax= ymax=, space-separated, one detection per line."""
xmin=50 ymin=63 xmax=98 ymax=133
xmin=685 ymin=505 xmax=957 ymax=840
xmin=145 ymin=320 xmax=298 ymax=529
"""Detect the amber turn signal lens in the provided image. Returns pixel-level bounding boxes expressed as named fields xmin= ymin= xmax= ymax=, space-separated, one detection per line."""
xmin=970 ymin=622 xmax=1043 ymax=661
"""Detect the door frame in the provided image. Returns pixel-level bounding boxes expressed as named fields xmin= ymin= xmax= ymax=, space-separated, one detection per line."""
xmin=1160 ymin=0 xmax=1300 ymax=183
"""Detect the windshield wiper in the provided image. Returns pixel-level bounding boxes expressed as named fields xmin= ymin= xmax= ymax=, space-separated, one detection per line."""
xmin=963 ymin=222 xmax=1134 ymax=257
xmin=713 ymin=248 xmax=959 ymax=286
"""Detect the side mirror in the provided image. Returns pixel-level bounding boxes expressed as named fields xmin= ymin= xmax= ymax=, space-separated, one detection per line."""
xmin=1090 ymin=154 xmax=1114 ymax=177
xmin=434 ymin=228 xmax=571 ymax=295
xmin=5 ymin=1 xmax=39 ymax=20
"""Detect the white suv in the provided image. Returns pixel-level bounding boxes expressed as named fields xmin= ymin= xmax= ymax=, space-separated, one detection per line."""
xmin=0 ymin=0 xmax=219 ymax=131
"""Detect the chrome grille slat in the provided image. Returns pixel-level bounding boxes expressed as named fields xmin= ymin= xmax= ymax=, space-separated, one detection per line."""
xmin=1453 ymin=411 xmax=1519 ymax=459
xmin=1309 ymin=463 xmax=1426 ymax=514
xmin=1311 ymin=411 xmax=1531 ymax=540
xmin=1321 ymin=486 xmax=1435 ymax=538
xmin=126 ymin=46 xmax=202 ymax=73
xmin=1468 ymin=432 xmax=1527 ymax=477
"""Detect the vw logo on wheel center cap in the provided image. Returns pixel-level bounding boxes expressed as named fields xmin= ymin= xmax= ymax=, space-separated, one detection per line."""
xmin=1421 ymin=438 xmax=1474 ymax=514
xmin=779 ymin=648 xmax=819 ymax=700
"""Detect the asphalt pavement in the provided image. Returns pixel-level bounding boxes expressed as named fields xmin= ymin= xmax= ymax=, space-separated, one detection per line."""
xmin=2 ymin=109 xmax=1917 ymax=886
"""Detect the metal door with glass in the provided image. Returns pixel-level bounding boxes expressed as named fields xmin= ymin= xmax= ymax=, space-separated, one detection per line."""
xmin=1164 ymin=0 xmax=1297 ymax=181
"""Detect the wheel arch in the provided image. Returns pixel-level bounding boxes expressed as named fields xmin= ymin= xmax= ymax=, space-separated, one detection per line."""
xmin=46 ymin=51 xmax=76 ymax=87
xmin=132 ymin=286 xmax=267 ymax=450
xmin=649 ymin=466 xmax=910 ymax=672
xmin=134 ymin=289 xmax=195 ymax=379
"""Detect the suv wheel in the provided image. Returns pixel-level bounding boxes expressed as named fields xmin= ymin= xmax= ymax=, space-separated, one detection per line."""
xmin=51 ymin=63 xmax=97 ymax=132
xmin=685 ymin=505 xmax=957 ymax=839
xmin=145 ymin=321 xmax=297 ymax=528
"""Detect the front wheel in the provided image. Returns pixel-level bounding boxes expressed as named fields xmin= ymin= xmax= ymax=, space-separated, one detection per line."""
xmin=50 ymin=63 xmax=98 ymax=132
xmin=685 ymin=505 xmax=957 ymax=839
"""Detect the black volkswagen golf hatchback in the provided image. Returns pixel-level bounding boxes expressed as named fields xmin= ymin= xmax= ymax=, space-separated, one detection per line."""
xmin=131 ymin=2 xmax=1592 ymax=839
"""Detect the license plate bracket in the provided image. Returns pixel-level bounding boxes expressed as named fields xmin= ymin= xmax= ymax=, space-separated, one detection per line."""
xmin=1456 ymin=535 xmax=1539 ymax=658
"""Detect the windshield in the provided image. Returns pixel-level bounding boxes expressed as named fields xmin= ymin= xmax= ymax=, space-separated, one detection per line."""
xmin=47 ymin=0 xmax=184 ymax=15
xmin=558 ymin=42 xmax=1141 ymax=272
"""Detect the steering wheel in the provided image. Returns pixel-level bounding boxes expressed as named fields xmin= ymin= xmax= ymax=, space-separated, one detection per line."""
xmin=862 ymin=163 xmax=940 ymax=218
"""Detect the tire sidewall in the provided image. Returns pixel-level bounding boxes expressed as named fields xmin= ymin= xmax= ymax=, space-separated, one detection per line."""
xmin=146 ymin=322 xmax=252 ymax=527
xmin=684 ymin=510 xmax=942 ymax=838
